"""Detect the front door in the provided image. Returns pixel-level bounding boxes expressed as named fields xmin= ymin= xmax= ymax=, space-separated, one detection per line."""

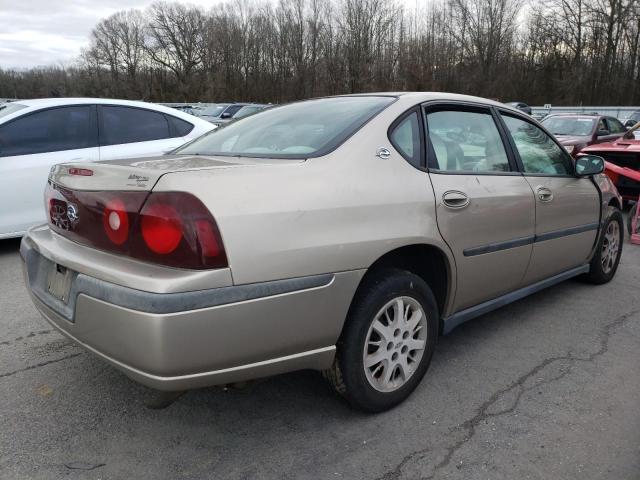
xmin=424 ymin=105 xmax=536 ymax=312
xmin=499 ymin=112 xmax=600 ymax=285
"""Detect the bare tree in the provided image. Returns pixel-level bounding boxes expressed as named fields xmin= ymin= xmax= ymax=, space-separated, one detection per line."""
xmin=3 ymin=0 xmax=640 ymax=105
xmin=145 ymin=1 xmax=206 ymax=99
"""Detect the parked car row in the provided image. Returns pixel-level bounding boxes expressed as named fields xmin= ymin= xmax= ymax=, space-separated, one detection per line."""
xmin=193 ymin=102 xmax=270 ymax=126
xmin=541 ymin=113 xmax=627 ymax=156
xmin=160 ymin=101 xmax=272 ymax=125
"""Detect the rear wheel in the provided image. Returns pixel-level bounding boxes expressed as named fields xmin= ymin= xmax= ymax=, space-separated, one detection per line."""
xmin=324 ymin=269 xmax=438 ymax=412
xmin=585 ymin=209 xmax=623 ymax=284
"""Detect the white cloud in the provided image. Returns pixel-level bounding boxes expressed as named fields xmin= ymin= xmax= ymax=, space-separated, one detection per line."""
xmin=0 ymin=0 xmax=416 ymax=69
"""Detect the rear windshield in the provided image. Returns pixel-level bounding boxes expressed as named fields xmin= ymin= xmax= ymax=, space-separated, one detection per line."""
xmin=175 ymin=96 xmax=395 ymax=159
xmin=0 ymin=103 xmax=27 ymax=120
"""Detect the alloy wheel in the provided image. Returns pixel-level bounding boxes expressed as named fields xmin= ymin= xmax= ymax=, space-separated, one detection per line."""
xmin=601 ymin=220 xmax=620 ymax=274
xmin=362 ymin=296 xmax=428 ymax=393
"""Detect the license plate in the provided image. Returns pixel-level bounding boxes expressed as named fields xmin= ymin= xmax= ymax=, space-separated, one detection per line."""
xmin=47 ymin=263 xmax=73 ymax=303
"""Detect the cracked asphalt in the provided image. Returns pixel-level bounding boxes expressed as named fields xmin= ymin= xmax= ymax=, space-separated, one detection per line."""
xmin=1 ymin=216 xmax=639 ymax=479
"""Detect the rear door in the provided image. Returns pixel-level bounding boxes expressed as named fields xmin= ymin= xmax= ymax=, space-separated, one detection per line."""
xmin=0 ymin=105 xmax=99 ymax=235
xmin=498 ymin=111 xmax=600 ymax=285
xmin=98 ymin=105 xmax=189 ymax=160
xmin=424 ymin=104 xmax=536 ymax=312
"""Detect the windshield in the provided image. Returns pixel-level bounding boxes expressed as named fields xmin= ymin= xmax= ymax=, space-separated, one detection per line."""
xmin=175 ymin=96 xmax=395 ymax=159
xmin=235 ymin=106 xmax=263 ymax=118
xmin=542 ymin=117 xmax=595 ymax=136
xmin=0 ymin=103 xmax=27 ymax=120
xmin=201 ymin=105 xmax=227 ymax=117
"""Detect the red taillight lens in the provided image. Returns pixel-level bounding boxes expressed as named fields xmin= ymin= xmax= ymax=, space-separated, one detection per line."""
xmin=103 ymin=198 xmax=130 ymax=246
xmin=141 ymin=202 xmax=183 ymax=254
xmin=46 ymin=182 xmax=227 ymax=270
xmin=135 ymin=192 xmax=227 ymax=269
xmin=195 ymin=219 xmax=222 ymax=257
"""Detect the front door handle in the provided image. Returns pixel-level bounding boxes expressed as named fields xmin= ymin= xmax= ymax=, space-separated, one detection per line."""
xmin=536 ymin=186 xmax=554 ymax=202
xmin=442 ymin=190 xmax=470 ymax=209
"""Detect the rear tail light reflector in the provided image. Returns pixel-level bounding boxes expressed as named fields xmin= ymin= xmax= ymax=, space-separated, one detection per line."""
xmin=45 ymin=182 xmax=227 ymax=270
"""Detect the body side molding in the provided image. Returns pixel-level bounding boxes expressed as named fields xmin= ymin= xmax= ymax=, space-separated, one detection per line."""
xmin=442 ymin=264 xmax=590 ymax=334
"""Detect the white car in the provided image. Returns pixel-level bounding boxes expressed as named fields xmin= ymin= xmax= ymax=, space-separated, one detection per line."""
xmin=0 ymin=98 xmax=214 ymax=238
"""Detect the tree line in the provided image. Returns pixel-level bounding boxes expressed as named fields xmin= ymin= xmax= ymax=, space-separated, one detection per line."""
xmin=1 ymin=0 xmax=639 ymax=106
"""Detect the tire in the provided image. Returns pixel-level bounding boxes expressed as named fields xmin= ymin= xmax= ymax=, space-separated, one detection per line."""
xmin=585 ymin=208 xmax=624 ymax=284
xmin=324 ymin=269 xmax=439 ymax=412
xmin=628 ymin=205 xmax=638 ymax=237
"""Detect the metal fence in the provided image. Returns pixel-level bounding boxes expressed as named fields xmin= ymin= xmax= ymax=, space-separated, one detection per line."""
xmin=532 ymin=106 xmax=640 ymax=119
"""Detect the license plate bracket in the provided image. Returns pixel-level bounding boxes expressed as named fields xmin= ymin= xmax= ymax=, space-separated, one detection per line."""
xmin=47 ymin=263 xmax=73 ymax=303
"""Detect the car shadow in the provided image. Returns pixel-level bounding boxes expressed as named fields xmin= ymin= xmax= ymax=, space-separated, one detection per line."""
xmin=0 ymin=238 xmax=21 ymax=256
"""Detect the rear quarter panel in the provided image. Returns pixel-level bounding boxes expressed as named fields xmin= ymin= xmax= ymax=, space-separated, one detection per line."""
xmin=153 ymin=107 xmax=455 ymax=307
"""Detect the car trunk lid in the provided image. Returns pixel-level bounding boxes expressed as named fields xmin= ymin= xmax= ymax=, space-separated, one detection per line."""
xmin=49 ymin=154 xmax=301 ymax=192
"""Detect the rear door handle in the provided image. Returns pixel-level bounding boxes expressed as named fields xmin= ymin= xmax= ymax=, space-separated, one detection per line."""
xmin=536 ymin=186 xmax=554 ymax=202
xmin=442 ymin=190 xmax=469 ymax=209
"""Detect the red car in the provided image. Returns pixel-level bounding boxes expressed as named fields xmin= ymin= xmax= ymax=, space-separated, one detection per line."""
xmin=578 ymin=121 xmax=640 ymax=207
xmin=541 ymin=114 xmax=627 ymax=157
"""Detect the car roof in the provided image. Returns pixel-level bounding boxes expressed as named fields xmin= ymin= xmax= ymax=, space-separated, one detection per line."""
xmin=1 ymin=97 xmax=213 ymax=127
xmin=333 ymin=92 xmax=526 ymax=115
xmin=543 ymin=113 xmax=605 ymax=120
xmin=15 ymin=97 xmax=178 ymax=110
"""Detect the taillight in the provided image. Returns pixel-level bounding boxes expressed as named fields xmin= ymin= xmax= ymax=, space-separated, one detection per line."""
xmin=103 ymin=198 xmax=129 ymax=245
xmin=140 ymin=201 xmax=183 ymax=254
xmin=46 ymin=182 xmax=227 ymax=270
xmin=133 ymin=192 xmax=227 ymax=268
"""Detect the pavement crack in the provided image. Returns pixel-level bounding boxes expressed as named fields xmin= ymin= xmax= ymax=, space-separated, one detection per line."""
xmin=64 ymin=462 xmax=106 ymax=471
xmin=0 ymin=352 xmax=83 ymax=379
xmin=377 ymin=308 xmax=639 ymax=480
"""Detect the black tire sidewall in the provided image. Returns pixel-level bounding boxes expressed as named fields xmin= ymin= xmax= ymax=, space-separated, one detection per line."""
xmin=337 ymin=269 xmax=439 ymax=412
xmin=628 ymin=207 xmax=638 ymax=237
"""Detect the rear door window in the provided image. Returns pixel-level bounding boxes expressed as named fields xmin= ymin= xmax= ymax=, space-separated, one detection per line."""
xmin=166 ymin=115 xmax=194 ymax=136
xmin=425 ymin=109 xmax=511 ymax=173
xmin=100 ymin=106 xmax=170 ymax=146
xmin=0 ymin=106 xmax=95 ymax=157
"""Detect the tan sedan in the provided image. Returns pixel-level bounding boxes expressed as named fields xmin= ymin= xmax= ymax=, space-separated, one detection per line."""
xmin=21 ymin=93 xmax=624 ymax=412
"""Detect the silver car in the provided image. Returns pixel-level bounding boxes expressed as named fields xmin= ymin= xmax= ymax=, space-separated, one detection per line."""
xmin=21 ymin=93 xmax=624 ymax=412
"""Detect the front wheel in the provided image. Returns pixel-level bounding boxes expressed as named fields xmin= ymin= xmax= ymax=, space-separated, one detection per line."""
xmin=585 ymin=209 xmax=623 ymax=284
xmin=628 ymin=204 xmax=639 ymax=237
xmin=324 ymin=269 xmax=439 ymax=412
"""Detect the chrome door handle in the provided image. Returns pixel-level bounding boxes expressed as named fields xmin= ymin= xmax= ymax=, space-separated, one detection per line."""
xmin=536 ymin=187 xmax=554 ymax=202
xmin=442 ymin=190 xmax=470 ymax=209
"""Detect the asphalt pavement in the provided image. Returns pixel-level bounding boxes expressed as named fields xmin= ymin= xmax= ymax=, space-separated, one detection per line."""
xmin=1 ymin=218 xmax=639 ymax=479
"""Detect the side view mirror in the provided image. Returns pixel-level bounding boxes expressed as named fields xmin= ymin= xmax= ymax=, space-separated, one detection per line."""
xmin=220 ymin=112 xmax=232 ymax=119
xmin=596 ymin=129 xmax=610 ymax=137
xmin=575 ymin=155 xmax=605 ymax=176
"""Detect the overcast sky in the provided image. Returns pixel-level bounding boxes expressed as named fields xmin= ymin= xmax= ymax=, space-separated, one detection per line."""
xmin=0 ymin=0 xmax=419 ymax=69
